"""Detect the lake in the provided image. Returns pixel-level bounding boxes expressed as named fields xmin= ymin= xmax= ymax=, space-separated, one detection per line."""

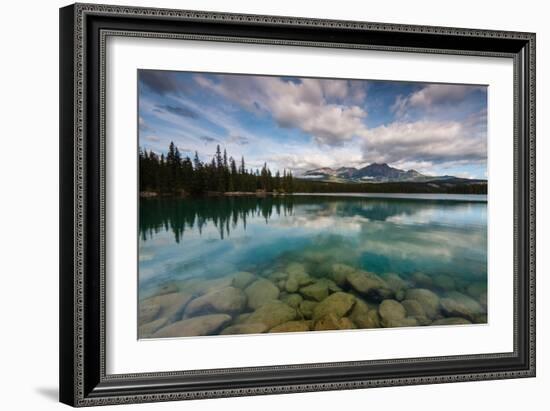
xmin=138 ymin=194 xmax=488 ymax=338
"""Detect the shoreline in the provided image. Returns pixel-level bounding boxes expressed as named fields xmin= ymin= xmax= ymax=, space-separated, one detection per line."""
xmin=140 ymin=191 xmax=487 ymax=202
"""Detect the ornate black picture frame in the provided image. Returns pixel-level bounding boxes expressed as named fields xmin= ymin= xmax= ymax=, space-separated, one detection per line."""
xmin=59 ymin=3 xmax=535 ymax=407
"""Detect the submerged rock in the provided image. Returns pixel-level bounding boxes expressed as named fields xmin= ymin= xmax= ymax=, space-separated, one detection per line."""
xmin=432 ymin=317 xmax=472 ymax=325
xmin=184 ymin=287 xmax=246 ymax=318
xmin=346 ymin=271 xmax=393 ymax=301
xmin=299 ymin=300 xmax=318 ymax=320
xmin=312 ymin=292 xmax=356 ymax=322
xmin=313 ymin=314 xmax=356 ymax=331
xmin=401 ymin=299 xmax=431 ymax=325
xmin=268 ymin=271 xmax=288 ymax=282
xmin=395 ymin=289 xmax=406 ymax=301
xmin=270 ymin=320 xmax=311 ymax=333
xmin=300 ymin=282 xmax=329 ymax=302
xmin=440 ymin=291 xmax=484 ymax=321
xmin=244 ymin=301 xmax=297 ymax=329
xmin=411 ymin=272 xmax=433 ymax=288
xmin=220 ymin=323 xmax=268 ymax=335
xmin=330 ymin=263 xmax=357 ymax=286
xmin=152 ymin=314 xmax=232 ymax=338
xmin=139 ymin=318 xmax=168 ymax=338
xmin=349 ymin=299 xmax=380 ymax=328
xmin=286 ymin=270 xmax=314 ymax=291
xmin=178 ymin=276 xmax=234 ymax=296
xmin=139 ymin=292 xmax=194 ymax=324
xmin=466 ymin=282 xmax=488 ymax=309
xmin=316 ymin=278 xmax=342 ymax=293
xmin=379 ymin=299 xmax=407 ymax=327
xmin=433 ymin=275 xmax=457 ymax=291
xmin=281 ymin=293 xmax=303 ymax=309
xmin=234 ymin=313 xmax=252 ymax=324
xmin=338 ymin=317 xmax=357 ymax=329
xmin=155 ymin=283 xmax=179 ymax=296
xmin=231 ymin=272 xmax=256 ymax=289
xmin=404 ymin=288 xmax=441 ymax=319
xmin=383 ymin=317 xmax=418 ymax=328
xmin=285 ymin=262 xmax=307 ymax=277
xmin=244 ymin=279 xmax=280 ymax=310
xmin=139 ymin=301 xmax=161 ymax=325
xmin=285 ymin=277 xmax=299 ymax=293
xmin=383 ymin=273 xmax=410 ymax=293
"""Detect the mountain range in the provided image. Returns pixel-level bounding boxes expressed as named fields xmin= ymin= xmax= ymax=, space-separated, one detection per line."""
xmin=300 ymin=163 xmax=485 ymax=184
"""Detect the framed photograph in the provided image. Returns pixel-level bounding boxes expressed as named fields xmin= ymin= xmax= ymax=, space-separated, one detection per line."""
xmin=59 ymin=3 xmax=536 ymax=407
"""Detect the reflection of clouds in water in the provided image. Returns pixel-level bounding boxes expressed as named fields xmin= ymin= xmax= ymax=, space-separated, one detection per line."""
xmin=360 ymin=238 xmax=454 ymax=260
xmin=139 ymin=253 xmax=155 ymax=262
xmin=272 ymin=214 xmax=369 ymax=232
xmin=357 ymin=223 xmax=485 ymax=270
xmin=386 ymin=203 xmax=485 ymax=227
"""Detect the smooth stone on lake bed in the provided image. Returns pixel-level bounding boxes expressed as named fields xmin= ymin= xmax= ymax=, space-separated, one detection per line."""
xmin=270 ymin=320 xmax=312 ymax=333
xmin=378 ymin=299 xmax=407 ymax=327
xmin=139 ymin=292 xmax=194 ymax=324
xmin=330 ymin=263 xmax=356 ymax=286
xmin=268 ymin=271 xmax=288 ymax=282
xmin=155 ymin=283 xmax=179 ymax=296
xmin=139 ymin=301 xmax=161 ymax=325
xmin=184 ymin=286 xmax=246 ymax=317
xmin=401 ymin=299 xmax=431 ymax=325
xmin=152 ymin=314 xmax=232 ymax=338
xmin=316 ymin=278 xmax=342 ymax=293
xmin=349 ymin=299 xmax=380 ymax=328
xmin=299 ymin=300 xmax=318 ymax=319
xmin=411 ymin=272 xmax=433 ymax=288
xmin=346 ymin=271 xmax=393 ymax=301
xmin=383 ymin=316 xmax=418 ymax=328
xmin=286 ymin=270 xmax=314 ymax=291
xmin=300 ymin=282 xmax=329 ymax=302
xmin=243 ymin=301 xmax=297 ymax=329
xmin=431 ymin=317 xmax=472 ymax=325
xmin=139 ymin=317 xmax=168 ymax=338
xmin=312 ymin=292 xmax=356 ymax=322
xmin=404 ymin=288 xmax=441 ymax=320
xmin=285 ymin=262 xmax=307 ymax=276
xmin=179 ymin=276 xmax=234 ymax=296
xmin=313 ymin=314 xmax=356 ymax=331
xmin=440 ymin=291 xmax=484 ymax=321
xmin=220 ymin=323 xmax=269 ymax=335
xmin=281 ymin=293 xmax=303 ymax=309
xmin=433 ymin=274 xmax=457 ymax=291
xmin=383 ymin=273 xmax=410 ymax=293
xmin=231 ymin=272 xmax=256 ymax=289
xmin=285 ymin=277 xmax=299 ymax=293
xmin=244 ymin=279 xmax=280 ymax=310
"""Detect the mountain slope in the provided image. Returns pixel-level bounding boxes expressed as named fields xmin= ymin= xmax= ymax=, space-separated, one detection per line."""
xmin=301 ymin=163 xmax=481 ymax=184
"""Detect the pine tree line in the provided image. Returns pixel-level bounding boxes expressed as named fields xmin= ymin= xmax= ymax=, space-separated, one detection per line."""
xmin=139 ymin=142 xmax=294 ymax=195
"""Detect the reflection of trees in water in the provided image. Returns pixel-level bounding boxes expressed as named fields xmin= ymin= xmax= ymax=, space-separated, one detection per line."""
xmin=140 ymin=196 xmax=481 ymax=242
xmin=139 ymin=196 xmax=296 ymax=242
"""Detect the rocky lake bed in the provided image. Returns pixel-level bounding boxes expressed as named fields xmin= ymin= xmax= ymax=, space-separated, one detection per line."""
xmin=139 ymin=259 xmax=488 ymax=339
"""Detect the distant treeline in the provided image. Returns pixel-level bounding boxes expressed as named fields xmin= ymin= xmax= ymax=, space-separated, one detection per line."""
xmin=139 ymin=142 xmax=295 ymax=195
xmin=289 ymin=180 xmax=487 ymax=195
xmin=139 ymin=142 xmax=487 ymax=195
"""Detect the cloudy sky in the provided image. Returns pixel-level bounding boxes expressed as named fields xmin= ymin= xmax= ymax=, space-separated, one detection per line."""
xmin=138 ymin=70 xmax=487 ymax=179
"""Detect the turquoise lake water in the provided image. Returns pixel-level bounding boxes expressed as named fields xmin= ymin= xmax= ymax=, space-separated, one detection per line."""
xmin=138 ymin=194 xmax=487 ymax=337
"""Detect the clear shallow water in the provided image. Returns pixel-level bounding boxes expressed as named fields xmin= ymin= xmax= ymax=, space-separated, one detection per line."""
xmin=138 ymin=194 xmax=487 ymax=337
